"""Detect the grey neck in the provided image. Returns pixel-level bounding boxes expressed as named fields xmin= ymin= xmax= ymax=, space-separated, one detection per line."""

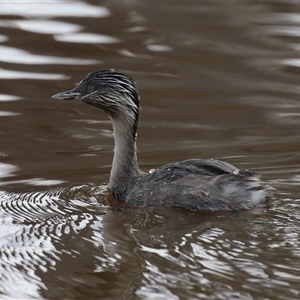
xmin=109 ymin=118 xmax=143 ymax=189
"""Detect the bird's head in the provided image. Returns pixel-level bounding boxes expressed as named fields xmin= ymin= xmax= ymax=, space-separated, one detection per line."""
xmin=52 ymin=69 xmax=140 ymax=127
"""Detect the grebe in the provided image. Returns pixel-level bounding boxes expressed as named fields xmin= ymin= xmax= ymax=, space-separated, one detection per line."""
xmin=52 ymin=69 xmax=271 ymax=211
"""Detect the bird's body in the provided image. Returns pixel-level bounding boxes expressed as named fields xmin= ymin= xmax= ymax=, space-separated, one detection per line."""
xmin=111 ymin=159 xmax=267 ymax=211
xmin=52 ymin=69 xmax=271 ymax=211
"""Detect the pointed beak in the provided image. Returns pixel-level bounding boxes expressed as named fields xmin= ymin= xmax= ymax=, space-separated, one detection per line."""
xmin=52 ymin=88 xmax=82 ymax=100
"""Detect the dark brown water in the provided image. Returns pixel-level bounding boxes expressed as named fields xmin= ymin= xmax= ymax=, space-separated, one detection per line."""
xmin=1 ymin=1 xmax=300 ymax=299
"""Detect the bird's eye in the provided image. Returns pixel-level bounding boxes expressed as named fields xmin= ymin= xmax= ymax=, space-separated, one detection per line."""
xmin=88 ymin=85 xmax=94 ymax=93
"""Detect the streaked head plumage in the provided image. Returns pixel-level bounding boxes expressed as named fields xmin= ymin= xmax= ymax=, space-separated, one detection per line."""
xmin=76 ymin=69 xmax=139 ymax=117
xmin=53 ymin=69 xmax=139 ymax=117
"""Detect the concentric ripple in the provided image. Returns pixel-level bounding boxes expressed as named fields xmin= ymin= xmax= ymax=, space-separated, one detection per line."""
xmin=0 ymin=184 xmax=110 ymax=298
xmin=0 ymin=184 xmax=108 ymax=224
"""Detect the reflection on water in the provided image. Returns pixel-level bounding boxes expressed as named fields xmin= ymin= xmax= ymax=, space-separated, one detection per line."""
xmin=1 ymin=0 xmax=300 ymax=299
xmin=0 ymin=68 xmax=66 ymax=80
xmin=0 ymin=163 xmax=18 ymax=179
xmin=0 ymin=111 xmax=19 ymax=117
xmin=3 ymin=20 xmax=83 ymax=35
xmin=0 ymin=0 xmax=110 ymax=18
xmin=54 ymin=32 xmax=120 ymax=44
xmin=0 ymin=34 xmax=8 ymax=42
xmin=0 ymin=94 xmax=21 ymax=101
xmin=0 ymin=45 xmax=100 ymax=65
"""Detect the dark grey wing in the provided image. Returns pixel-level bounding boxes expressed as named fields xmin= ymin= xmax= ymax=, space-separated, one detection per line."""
xmin=162 ymin=158 xmax=244 ymax=176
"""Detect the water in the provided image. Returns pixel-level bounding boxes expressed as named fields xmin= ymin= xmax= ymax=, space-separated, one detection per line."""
xmin=1 ymin=0 xmax=300 ymax=299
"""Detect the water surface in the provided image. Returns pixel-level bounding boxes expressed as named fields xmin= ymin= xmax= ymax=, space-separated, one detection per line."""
xmin=1 ymin=1 xmax=300 ymax=299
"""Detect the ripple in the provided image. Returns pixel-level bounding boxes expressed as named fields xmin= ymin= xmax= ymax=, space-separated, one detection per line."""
xmin=0 ymin=185 xmax=107 ymax=230
xmin=0 ymin=111 xmax=19 ymax=117
xmin=265 ymin=25 xmax=300 ymax=37
xmin=0 ymin=94 xmax=21 ymax=102
xmin=0 ymin=184 xmax=107 ymax=223
xmin=8 ymin=20 xmax=82 ymax=35
xmin=0 ymin=34 xmax=8 ymax=43
xmin=0 ymin=189 xmax=66 ymax=223
xmin=0 ymin=178 xmax=66 ymax=187
xmin=0 ymin=46 xmax=99 ymax=65
xmin=0 ymin=163 xmax=18 ymax=179
xmin=261 ymin=13 xmax=300 ymax=25
xmin=54 ymin=33 xmax=120 ymax=44
xmin=0 ymin=1 xmax=110 ymax=18
xmin=0 ymin=68 xmax=66 ymax=80
xmin=272 ymin=112 xmax=300 ymax=124
xmin=280 ymin=58 xmax=300 ymax=68
xmin=146 ymin=45 xmax=173 ymax=52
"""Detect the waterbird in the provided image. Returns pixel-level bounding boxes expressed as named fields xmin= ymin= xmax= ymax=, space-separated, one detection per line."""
xmin=52 ymin=69 xmax=271 ymax=211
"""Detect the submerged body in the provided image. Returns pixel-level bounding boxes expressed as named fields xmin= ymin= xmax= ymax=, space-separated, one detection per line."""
xmin=52 ymin=69 xmax=271 ymax=211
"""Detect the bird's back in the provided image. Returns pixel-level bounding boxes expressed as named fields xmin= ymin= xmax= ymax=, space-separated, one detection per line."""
xmin=111 ymin=158 xmax=271 ymax=211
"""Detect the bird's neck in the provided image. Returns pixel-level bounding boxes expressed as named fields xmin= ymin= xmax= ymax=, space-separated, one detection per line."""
xmin=109 ymin=118 xmax=142 ymax=189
